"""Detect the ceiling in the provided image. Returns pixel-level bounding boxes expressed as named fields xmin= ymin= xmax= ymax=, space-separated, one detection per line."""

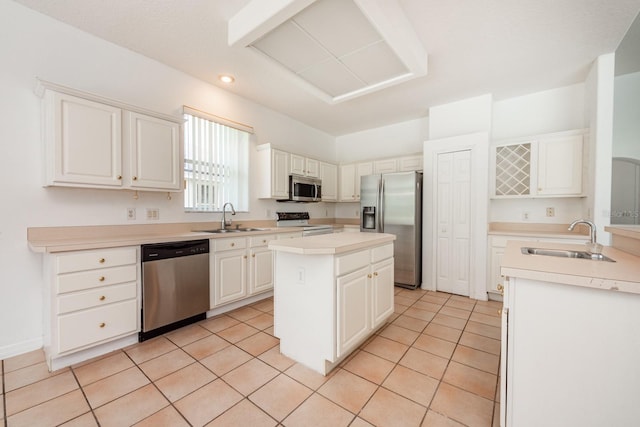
xmin=12 ymin=0 xmax=640 ymax=136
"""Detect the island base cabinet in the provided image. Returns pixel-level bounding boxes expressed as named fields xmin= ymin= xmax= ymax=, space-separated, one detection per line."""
xmin=274 ymin=243 xmax=394 ymax=375
xmin=502 ymin=277 xmax=640 ymax=426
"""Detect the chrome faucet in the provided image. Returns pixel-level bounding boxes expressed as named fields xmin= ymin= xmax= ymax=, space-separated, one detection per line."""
xmin=221 ymin=202 xmax=236 ymax=230
xmin=568 ymin=219 xmax=597 ymax=245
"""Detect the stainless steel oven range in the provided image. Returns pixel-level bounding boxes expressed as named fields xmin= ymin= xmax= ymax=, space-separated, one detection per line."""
xmin=275 ymin=211 xmax=333 ymax=236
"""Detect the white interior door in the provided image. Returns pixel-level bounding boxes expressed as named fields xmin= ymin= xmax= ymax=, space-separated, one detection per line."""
xmin=436 ymin=150 xmax=471 ymax=296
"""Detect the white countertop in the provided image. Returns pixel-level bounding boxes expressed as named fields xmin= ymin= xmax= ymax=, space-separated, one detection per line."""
xmin=501 ymin=240 xmax=640 ymax=294
xmin=28 ymin=227 xmax=300 ymax=253
xmin=268 ymin=232 xmax=396 ymax=255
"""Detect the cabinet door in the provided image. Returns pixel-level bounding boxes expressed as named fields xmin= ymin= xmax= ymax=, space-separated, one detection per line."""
xmin=272 ymin=149 xmax=290 ymax=198
xmin=493 ymin=143 xmax=532 ymax=197
xmin=214 ymin=249 xmax=247 ymax=306
xmin=336 ymin=267 xmax=370 ymax=357
xmin=320 ymin=162 xmax=338 ymax=201
xmin=47 ymin=91 xmax=123 ymax=187
xmin=339 ymin=164 xmax=356 ymax=201
xmin=128 ymin=112 xmax=181 ymax=190
xmin=290 ymin=154 xmax=306 ymax=176
xmin=398 ymin=155 xmax=423 ymax=172
xmin=374 ymin=159 xmax=397 ymax=174
xmin=371 ymin=258 xmax=394 ymax=329
xmin=489 ymin=245 xmax=505 ymax=294
xmin=306 ymin=158 xmax=320 ymax=178
xmin=355 ymin=162 xmax=374 ymax=201
xmin=537 ymin=135 xmax=583 ymax=196
xmin=250 ymin=247 xmax=273 ymax=294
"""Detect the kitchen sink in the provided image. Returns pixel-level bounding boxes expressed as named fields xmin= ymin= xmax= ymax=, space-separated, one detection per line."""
xmin=199 ymin=228 xmax=269 ymax=234
xmin=521 ymin=247 xmax=615 ymax=262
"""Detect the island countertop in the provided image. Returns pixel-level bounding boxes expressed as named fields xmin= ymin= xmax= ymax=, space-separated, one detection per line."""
xmin=501 ymin=240 xmax=640 ymax=294
xmin=268 ymin=232 xmax=396 ymax=255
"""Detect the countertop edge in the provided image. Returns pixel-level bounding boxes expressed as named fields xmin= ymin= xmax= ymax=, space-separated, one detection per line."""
xmin=268 ymin=233 xmax=396 ymax=255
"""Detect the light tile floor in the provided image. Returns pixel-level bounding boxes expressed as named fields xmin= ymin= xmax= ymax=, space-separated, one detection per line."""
xmin=0 ymin=289 xmax=503 ymax=427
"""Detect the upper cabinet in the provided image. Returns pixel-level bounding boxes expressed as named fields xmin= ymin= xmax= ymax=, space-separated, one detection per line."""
xmin=39 ymin=82 xmax=183 ymax=192
xmin=256 ymin=144 xmax=336 ymax=200
xmin=320 ymin=162 xmax=338 ymax=202
xmin=291 ymin=154 xmax=319 ymax=178
xmin=492 ymin=130 xmax=585 ymax=198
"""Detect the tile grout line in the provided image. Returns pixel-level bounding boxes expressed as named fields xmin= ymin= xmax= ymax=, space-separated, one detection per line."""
xmin=2 ymin=360 xmax=7 ymax=427
xmin=68 ymin=364 xmax=100 ymax=426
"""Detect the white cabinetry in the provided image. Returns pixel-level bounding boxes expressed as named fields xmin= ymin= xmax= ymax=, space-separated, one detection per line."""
xmin=274 ymin=241 xmax=394 ymax=374
xmin=126 ymin=112 xmax=181 ymax=190
xmin=339 ymin=162 xmax=373 ymax=201
xmin=501 ymin=276 xmax=640 ymax=426
xmin=398 ymin=155 xmax=423 ymax=172
xmin=319 ymin=162 xmax=338 ymax=202
xmin=45 ymin=246 xmax=139 ymax=370
xmin=256 ymin=144 xmax=290 ymax=199
xmin=291 ymin=154 xmax=319 ymax=178
xmin=492 ymin=130 xmax=584 ymax=198
xmin=373 ymin=158 xmax=397 ymax=174
xmin=211 ymin=234 xmax=277 ymax=308
xmin=40 ymin=83 xmax=182 ymax=192
xmin=487 ymin=234 xmax=588 ymax=298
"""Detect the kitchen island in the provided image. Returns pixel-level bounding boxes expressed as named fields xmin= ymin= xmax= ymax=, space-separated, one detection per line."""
xmin=269 ymin=232 xmax=396 ymax=375
xmin=499 ymin=240 xmax=640 ymax=427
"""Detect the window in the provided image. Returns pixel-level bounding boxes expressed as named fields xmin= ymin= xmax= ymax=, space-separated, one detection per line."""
xmin=183 ymin=107 xmax=251 ymax=212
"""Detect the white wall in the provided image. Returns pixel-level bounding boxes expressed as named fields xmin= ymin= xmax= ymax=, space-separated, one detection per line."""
xmin=489 ymin=84 xmax=587 ymax=223
xmin=613 ymin=71 xmax=640 ymax=159
xmin=0 ymin=1 xmax=336 ymax=357
xmin=334 ymin=117 xmax=428 ymax=163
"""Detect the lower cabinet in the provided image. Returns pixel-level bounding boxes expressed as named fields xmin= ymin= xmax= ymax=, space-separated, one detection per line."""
xmin=337 ymin=257 xmax=394 ymax=357
xmin=211 ymin=234 xmax=277 ymax=308
xmin=487 ymin=234 xmax=588 ymax=298
xmin=45 ymin=246 xmax=139 ymax=370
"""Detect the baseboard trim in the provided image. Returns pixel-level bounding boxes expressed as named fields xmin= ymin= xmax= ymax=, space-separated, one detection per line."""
xmin=0 ymin=337 xmax=43 ymax=361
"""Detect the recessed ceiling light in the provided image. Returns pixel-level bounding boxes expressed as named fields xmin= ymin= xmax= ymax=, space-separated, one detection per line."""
xmin=218 ymin=74 xmax=235 ymax=84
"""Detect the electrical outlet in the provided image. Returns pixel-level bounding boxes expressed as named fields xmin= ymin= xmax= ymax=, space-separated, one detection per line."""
xmin=126 ymin=207 xmax=136 ymax=220
xmin=297 ymin=267 xmax=305 ymax=284
xmin=546 ymin=207 xmax=555 ymax=217
xmin=146 ymin=208 xmax=159 ymax=220
xmin=522 ymin=211 xmax=530 ymax=221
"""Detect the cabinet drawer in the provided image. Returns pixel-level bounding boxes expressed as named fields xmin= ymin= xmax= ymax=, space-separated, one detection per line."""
xmin=214 ymin=237 xmax=247 ymax=251
xmin=277 ymin=232 xmax=303 ymax=239
xmin=250 ymin=234 xmax=276 ymax=248
xmin=57 ymin=247 xmax=137 ymax=273
xmin=57 ymin=282 xmax=136 ymax=314
xmin=371 ymin=244 xmax=393 ymax=263
xmin=57 ymin=299 xmax=137 ymax=354
xmin=336 ymin=249 xmax=369 ymax=276
xmin=57 ymin=264 xmax=137 ymax=294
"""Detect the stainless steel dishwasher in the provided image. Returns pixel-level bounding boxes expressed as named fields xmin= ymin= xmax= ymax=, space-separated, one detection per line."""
xmin=140 ymin=239 xmax=209 ymax=341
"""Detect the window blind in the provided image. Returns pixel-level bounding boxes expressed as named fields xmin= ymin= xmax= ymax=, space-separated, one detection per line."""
xmin=183 ymin=109 xmax=249 ymax=212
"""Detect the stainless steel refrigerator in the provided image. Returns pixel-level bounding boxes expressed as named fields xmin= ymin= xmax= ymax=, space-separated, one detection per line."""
xmin=360 ymin=171 xmax=422 ymax=289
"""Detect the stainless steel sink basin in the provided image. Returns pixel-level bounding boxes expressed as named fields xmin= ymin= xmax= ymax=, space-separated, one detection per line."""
xmin=199 ymin=227 xmax=268 ymax=234
xmin=521 ymin=247 xmax=615 ymax=262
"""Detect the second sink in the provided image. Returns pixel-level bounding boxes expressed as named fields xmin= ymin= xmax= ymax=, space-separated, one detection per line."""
xmin=521 ymin=247 xmax=615 ymax=262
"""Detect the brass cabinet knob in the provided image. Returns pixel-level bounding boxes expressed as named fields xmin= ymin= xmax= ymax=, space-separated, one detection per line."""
xmin=367 ymin=274 xmax=372 ymax=278
xmin=244 ymin=255 xmax=248 ymax=259
xmin=99 ymin=276 xmax=105 ymax=282
xmin=231 ymin=243 xmax=235 ymax=247
xmin=373 ymin=272 xmax=378 ymax=276
xmin=262 ymin=239 xmax=267 ymax=243
xmin=99 ymin=322 xmax=106 ymax=328
xmin=498 ymin=309 xmax=502 ymax=315
xmin=252 ymin=254 xmax=256 ymax=258
xmin=117 ymin=175 xmax=122 ymax=180
xmin=99 ymin=258 xmax=105 ymax=263
xmin=497 ymin=284 xmax=504 ymax=291
xmin=133 ymin=176 xmax=138 ymax=181
xmin=99 ymin=295 xmax=106 ymax=301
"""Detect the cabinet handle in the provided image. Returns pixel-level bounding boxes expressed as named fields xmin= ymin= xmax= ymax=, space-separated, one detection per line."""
xmin=373 ymin=272 xmax=378 ymax=276
xmin=117 ymin=175 xmax=122 ymax=180
xmin=133 ymin=176 xmax=138 ymax=181
xmin=497 ymin=284 xmax=504 ymax=291
xmin=99 ymin=258 xmax=105 ymax=264
xmin=244 ymin=255 xmax=248 ymax=259
xmin=367 ymin=274 xmax=372 ymax=278
xmin=99 ymin=276 xmax=105 ymax=282
xmin=252 ymin=254 xmax=256 ymax=258
xmin=262 ymin=239 xmax=267 ymax=243
xmin=231 ymin=243 xmax=235 ymax=247
xmin=498 ymin=309 xmax=502 ymax=315
xmin=99 ymin=322 xmax=106 ymax=328
xmin=99 ymin=295 xmax=106 ymax=301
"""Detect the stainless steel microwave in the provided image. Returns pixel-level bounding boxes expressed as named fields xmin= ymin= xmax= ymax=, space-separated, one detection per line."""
xmin=281 ymin=174 xmax=322 ymax=202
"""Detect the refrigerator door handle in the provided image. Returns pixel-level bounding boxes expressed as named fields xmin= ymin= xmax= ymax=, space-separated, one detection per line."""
xmin=378 ymin=178 xmax=384 ymax=232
